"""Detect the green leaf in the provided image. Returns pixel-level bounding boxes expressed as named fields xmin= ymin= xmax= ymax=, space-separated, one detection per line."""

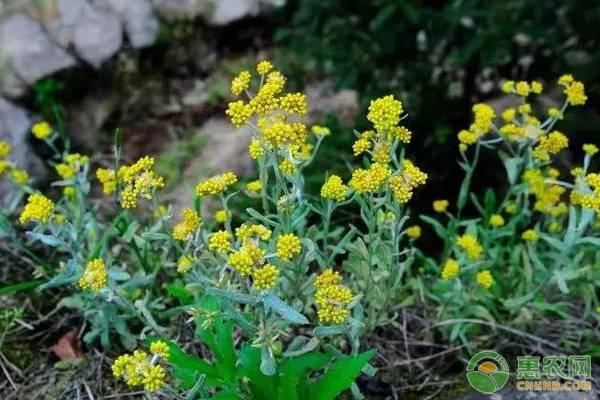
xmin=501 ymin=156 xmax=521 ymax=185
xmin=207 ymin=287 xmax=259 ymax=305
xmin=278 ymin=352 xmax=332 ymax=400
xmin=0 ymin=280 xmax=41 ymax=296
xmin=262 ymin=293 xmax=309 ymax=325
xmin=419 ymin=215 xmax=446 ymax=239
xmin=26 ymin=232 xmax=61 ymax=246
xmin=310 ymin=350 xmax=375 ymax=400
xmin=239 ymin=345 xmax=278 ymax=400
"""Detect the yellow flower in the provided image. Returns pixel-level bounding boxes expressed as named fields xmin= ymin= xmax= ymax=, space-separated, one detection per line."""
xmin=250 ymin=81 xmax=281 ymax=115
xmin=521 ymin=229 xmax=539 ymax=241
xmin=489 ymin=214 xmax=505 ymax=227
xmin=226 ymin=100 xmax=253 ymax=128
xmin=501 ymin=108 xmax=516 ymax=122
xmin=350 ymin=163 xmax=391 ymax=194
xmin=231 ymin=70 xmax=251 ymax=95
xmin=531 ymin=81 xmax=543 ymax=94
xmin=311 ymin=125 xmax=331 ymax=137
xmin=515 ymin=81 xmax=530 ymax=96
xmin=547 ymin=107 xmax=563 ymax=119
xmin=391 ymin=126 xmax=412 ymax=143
xmin=55 ymin=163 xmax=76 ymax=179
xmin=256 ymin=60 xmax=273 ymax=75
xmin=228 ymin=246 xmax=259 ymax=276
xmin=476 ymin=270 xmax=494 ymax=289
xmin=19 ymin=193 xmax=54 ymax=224
xmin=149 ymin=341 xmax=170 ymax=359
xmin=517 ymin=103 xmax=531 ymax=114
xmin=143 ymin=364 xmax=166 ymax=392
xmin=117 ymin=156 xmax=164 ymax=208
xmin=177 ymin=255 xmax=194 ymax=274
xmin=96 ymin=168 xmax=118 ymax=194
xmin=214 ymin=209 xmax=230 ymax=223
xmin=533 ymin=131 xmax=568 ymax=161
xmin=279 ymin=92 xmax=307 ymax=115
xmin=558 ymin=74 xmax=574 ymax=86
xmin=501 ymin=80 xmax=515 ymax=93
xmin=11 ymin=168 xmax=29 ymax=185
xmin=196 ymin=172 xmax=237 ymax=197
xmin=279 ymin=158 xmax=296 ymax=175
xmin=252 ymin=264 xmax=279 ymax=290
xmin=548 ymin=221 xmax=562 ymax=233
xmin=583 ymin=144 xmax=598 ymax=156
xmin=31 ymin=121 xmax=53 ymax=139
xmin=352 ymin=138 xmax=371 ymax=156
xmin=78 ymin=258 xmax=108 ymax=291
xmin=433 ymin=200 xmax=449 ymax=213
xmin=320 ymin=175 xmax=348 ymax=202
xmin=315 ymin=269 xmax=353 ymax=325
xmin=564 ymin=81 xmax=587 ymax=106
xmin=441 ymin=259 xmax=460 ymax=280
xmin=209 ymin=230 xmax=231 ymax=254
xmin=0 ymin=141 xmax=11 ymax=158
xmin=245 ymin=179 xmax=263 ymax=194
xmin=406 ymin=225 xmax=421 ymax=239
xmin=456 ymin=234 xmax=483 ymax=261
xmin=458 ymin=129 xmax=478 ymax=145
xmin=248 ymin=139 xmax=264 ymax=159
xmin=63 ymin=186 xmax=76 ymax=198
xmin=235 ymin=223 xmax=272 ymax=243
xmin=172 ymin=208 xmax=201 ymax=241
xmin=367 ymin=95 xmax=403 ymax=132
xmin=276 ymin=233 xmax=302 ymax=261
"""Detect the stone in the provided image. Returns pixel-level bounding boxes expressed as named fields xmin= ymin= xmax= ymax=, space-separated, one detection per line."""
xmin=0 ymin=14 xmax=75 ymax=85
xmin=104 ymin=0 xmax=159 ymax=48
xmin=204 ymin=0 xmax=261 ymax=26
xmin=45 ymin=0 xmax=122 ymax=68
xmin=305 ymin=82 xmax=359 ymax=125
xmin=151 ymin=0 xmax=208 ymax=20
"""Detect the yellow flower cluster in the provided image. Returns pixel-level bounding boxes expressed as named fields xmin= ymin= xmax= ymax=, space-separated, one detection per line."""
xmin=476 ymin=270 xmax=494 ymax=289
xmin=583 ymin=143 xmax=598 ymax=156
xmin=228 ymin=243 xmax=265 ymax=276
xmin=208 ymin=230 xmax=232 ymax=254
xmin=0 ymin=141 xmax=11 ymax=158
xmin=112 ymin=350 xmax=166 ymax=392
xmin=349 ymin=162 xmax=391 ymax=194
xmin=311 ymin=125 xmax=331 ymax=137
xmin=389 ymin=160 xmax=428 ymax=203
xmin=78 ymin=258 xmax=108 ymax=291
xmin=276 ymin=233 xmax=302 ymax=261
xmin=457 ymin=103 xmax=496 ymax=148
xmin=195 ymin=172 xmax=237 ymax=197
xmin=571 ymin=173 xmax=600 ymax=212
xmin=97 ymin=156 xmax=164 ymax=208
xmin=19 ymin=193 xmax=54 ymax=224
xmin=521 ymin=229 xmax=539 ymax=241
xmin=214 ymin=209 xmax=230 ymax=223
xmin=248 ymin=139 xmax=265 ymax=159
xmin=533 ymin=131 xmax=569 ymax=161
xmin=406 ymin=225 xmax=421 ymax=239
xmin=501 ymin=80 xmax=543 ymax=96
xmin=314 ymin=269 xmax=353 ymax=325
xmin=456 ymin=234 xmax=483 ymax=261
xmin=0 ymin=141 xmax=30 ymax=185
xmin=367 ymin=95 xmax=403 ymax=132
xmin=320 ymin=175 xmax=348 ymax=202
xmin=31 ymin=121 xmax=53 ymax=139
xmin=441 ymin=259 xmax=460 ymax=280
xmin=177 ymin=255 xmax=194 ymax=274
xmin=172 ymin=208 xmax=201 ymax=241
xmin=149 ymin=340 xmax=170 ymax=359
xmin=558 ymin=75 xmax=587 ymax=106
xmin=246 ymin=179 xmax=262 ymax=193
xmin=231 ymin=70 xmax=251 ymax=96
xmin=489 ymin=214 xmax=505 ymax=227
xmin=55 ymin=153 xmax=90 ymax=180
xmin=522 ymin=169 xmax=567 ymax=215
xmin=252 ymin=264 xmax=279 ymax=290
xmin=433 ymin=199 xmax=449 ymax=213
xmin=235 ymin=223 xmax=272 ymax=242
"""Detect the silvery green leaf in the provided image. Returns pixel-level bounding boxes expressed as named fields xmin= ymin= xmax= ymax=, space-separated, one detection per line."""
xmin=109 ymin=270 xmax=131 ymax=281
xmin=283 ymin=336 xmax=319 ymax=357
xmin=58 ymin=296 xmax=85 ymax=310
xmin=539 ymin=233 xmax=564 ymax=251
xmin=26 ymin=232 xmax=61 ymax=247
xmin=122 ymin=222 xmax=139 ymax=241
xmin=142 ymin=232 xmax=171 ymax=241
xmin=207 ymin=287 xmax=259 ymax=305
xmin=262 ymin=293 xmax=309 ymax=324
xmin=314 ymin=325 xmax=346 ymax=337
xmin=245 ymin=208 xmax=277 ymax=227
xmin=260 ymin=346 xmax=276 ymax=376
xmin=577 ymin=237 xmax=600 ymax=246
xmin=501 ymin=157 xmax=521 ymax=185
xmin=39 ymin=260 xmax=80 ymax=290
xmin=553 ymin=270 xmax=569 ymax=294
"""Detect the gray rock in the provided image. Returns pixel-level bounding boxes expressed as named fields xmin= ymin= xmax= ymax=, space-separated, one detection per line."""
xmin=204 ymin=0 xmax=261 ymax=26
xmin=151 ymin=0 xmax=208 ymax=19
xmin=104 ymin=0 xmax=159 ymax=48
xmin=305 ymin=81 xmax=359 ymax=125
xmin=0 ymin=97 xmax=45 ymax=188
xmin=0 ymin=14 xmax=76 ymax=84
xmin=46 ymin=0 xmax=123 ymax=68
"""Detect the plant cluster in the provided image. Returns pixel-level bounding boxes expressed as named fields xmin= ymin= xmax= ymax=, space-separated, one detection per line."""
xmin=0 ymin=62 xmax=599 ymax=398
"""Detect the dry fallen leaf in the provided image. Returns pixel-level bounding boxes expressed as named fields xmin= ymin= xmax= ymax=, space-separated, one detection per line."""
xmin=51 ymin=331 xmax=85 ymax=364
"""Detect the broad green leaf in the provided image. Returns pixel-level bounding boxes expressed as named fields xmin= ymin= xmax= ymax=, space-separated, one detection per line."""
xmin=310 ymin=350 xmax=375 ymax=400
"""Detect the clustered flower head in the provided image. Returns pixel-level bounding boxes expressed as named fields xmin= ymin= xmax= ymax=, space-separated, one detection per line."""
xmin=112 ymin=349 xmax=167 ymax=392
xmin=209 ymin=230 xmax=232 ymax=254
xmin=441 ymin=259 xmax=460 ymax=280
xmin=172 ymin=208 xmax=202 ymax=241
xmin=196 ymin=172 xmax=237 ymax=197
xmin=320 ymin=175 xmax=348 ymax=202
xmin=571 ymin=172 xmax=600 ymax=212
xmin=476 ymin=270 xmax=494 ymax=289
xmin=533 ymin=131 xmax=569 ymax=161
xmin=521 ymin=229 xmax=539 ymax=241
xmin=558 ymin=74 xmax=587 ymax=106
xmin=489 ymin=214 xmax=505 ymax=228
xmin=433 ymin=199 xmax=449 ymax=213
xmin=406 ymin=225 xmax=421 ymax=239
xmin=522 ymin=168 xmax=567 ymax=216
xmin=31 ymin=121 xmax=54 ymax=140
xmin=19 ymin=193 xmax=54 ymax=224
xmin=457 ymin=103 xmax=495 ymax=148
xmin=97 ymin=156 xmax=164 ymax=208
xmin=252 ymin=264 xmax=279 ymax=290
xmin=276 ymin=233 xmax=302 ymax=261
xmin=214 ymin=209 xmax=230 ymax=223
xmin=456 ymin=233 xmax=483 ymax=261
xmin=0 ymin=140 xmax=31 ymax=186
xmin=78 ymin=258 xmax=108 ymax=291
xmin=314 ymin=269 xmax=353 ymax=325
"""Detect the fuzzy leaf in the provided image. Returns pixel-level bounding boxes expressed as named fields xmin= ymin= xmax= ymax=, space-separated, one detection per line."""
xmin=262 ymin=293 xmax=309 ymax=325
